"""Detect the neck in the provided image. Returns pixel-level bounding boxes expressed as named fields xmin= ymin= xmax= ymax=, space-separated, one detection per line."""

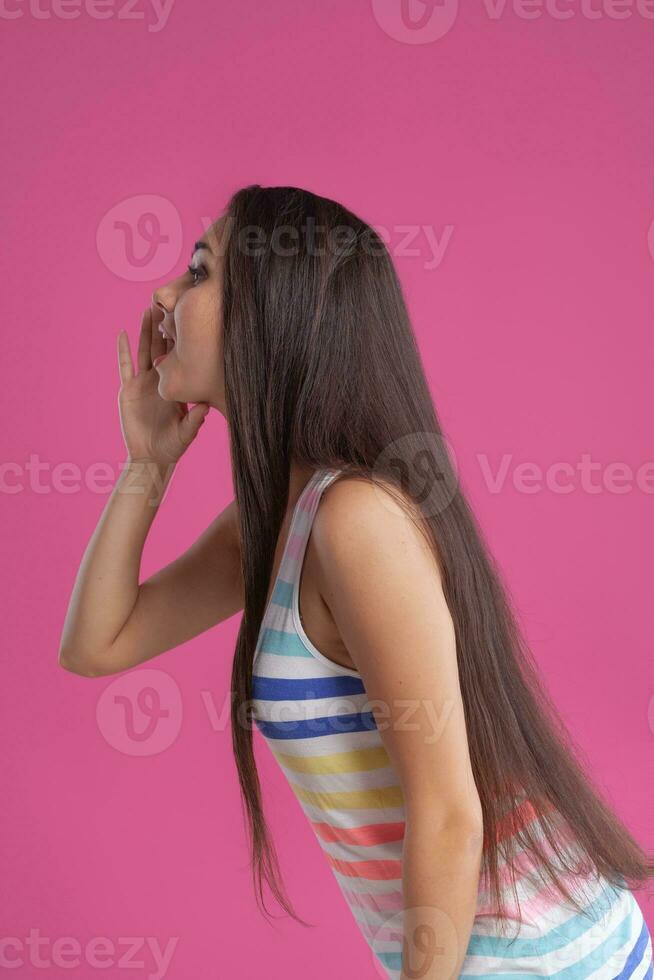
xmin=287 ymin=461 xmax=319 ymax=514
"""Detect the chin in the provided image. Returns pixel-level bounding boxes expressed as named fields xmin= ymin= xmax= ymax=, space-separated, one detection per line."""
xmin=157 ymin=376 xmax=205 ymax=407
xmin=156 ymin=375 xmax=183 ymax=402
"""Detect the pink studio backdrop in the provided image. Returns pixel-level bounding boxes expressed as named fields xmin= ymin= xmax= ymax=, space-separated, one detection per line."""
xmin=2 ymin=2 xmax=652 ymax=978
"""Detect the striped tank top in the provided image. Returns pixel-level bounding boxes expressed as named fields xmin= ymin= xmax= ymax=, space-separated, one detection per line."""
xmin=250 ymin=467 xmax=653 ymax=979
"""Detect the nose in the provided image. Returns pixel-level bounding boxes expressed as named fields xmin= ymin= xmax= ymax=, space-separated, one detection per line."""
xmin=151 ymin=284 xmax=175 ymax=318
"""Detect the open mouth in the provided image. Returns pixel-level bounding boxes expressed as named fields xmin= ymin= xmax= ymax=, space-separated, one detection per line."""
xmin=158 ymin=322 xmax=176 ymax=353
xmin=153 ymin=321 xmax=177 ymax=368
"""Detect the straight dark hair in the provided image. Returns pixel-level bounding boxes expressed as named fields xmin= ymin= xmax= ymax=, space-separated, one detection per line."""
xmin=222 ymin=183 xmax=652 ymax=933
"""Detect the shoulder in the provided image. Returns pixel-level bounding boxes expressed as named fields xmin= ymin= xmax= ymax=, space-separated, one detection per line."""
xmin=312 ymin=473 xmax=446 ymax=601
xmin=310 ymin=475 xmax=458 ymax=727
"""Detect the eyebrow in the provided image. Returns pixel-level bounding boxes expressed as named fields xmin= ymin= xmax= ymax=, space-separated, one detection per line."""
xmin=192 ymin=240 xmax=212 ymax=256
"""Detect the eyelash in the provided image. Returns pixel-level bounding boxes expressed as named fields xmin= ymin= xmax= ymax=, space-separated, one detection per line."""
xmin=187 ymin=263 xmax=207 ymax=285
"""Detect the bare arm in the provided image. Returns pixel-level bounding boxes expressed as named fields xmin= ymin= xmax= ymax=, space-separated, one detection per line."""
xmin=58 ymin=311 xmax=242 ymax=677
xmin=313 ymin=478 xmax=484 ymax=980
xmin=58 ymin=458 xmax=243 ymax=677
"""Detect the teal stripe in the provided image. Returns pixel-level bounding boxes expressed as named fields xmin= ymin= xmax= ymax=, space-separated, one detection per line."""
xmin=375 ymin=890 xmax=623 ymax=978
xmin=463 ymin=881 xmax=621 ymax=960
xmin=271 ymin=578 xmax=294 ymax=608
xmin=378 ymin=903 xmax=633 ymax=980
xmin=459 ymin=894 xmax=634 ymax=980
xmin=258 ymin=627 xmax=315 ymax=658
xmin=376 ymin=950 xmax=402 ymax=972
xmin=549 ymin=904 xmax=632 ymax=980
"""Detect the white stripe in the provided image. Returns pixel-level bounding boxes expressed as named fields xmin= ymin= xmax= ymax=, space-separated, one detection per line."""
xmin=279 ymin=765 xmax=400 ymax=793
xmin=257 ymin=726 xmax=385 ymax=754
xmin=318 ymin=838 xmax=404 ymax=863
xmin=300 ymin=801 xmax=406 ymax=824
xmin=253 ymin=691 xmax=372 ymax=723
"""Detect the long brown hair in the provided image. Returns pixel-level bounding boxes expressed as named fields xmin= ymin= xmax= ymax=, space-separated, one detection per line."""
xmin=221 ymin=184 xmax=652 ymax=932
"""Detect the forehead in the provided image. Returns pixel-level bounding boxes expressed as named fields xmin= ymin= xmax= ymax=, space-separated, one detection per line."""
xmin=196 ymin=215 xmax=228 ymax=257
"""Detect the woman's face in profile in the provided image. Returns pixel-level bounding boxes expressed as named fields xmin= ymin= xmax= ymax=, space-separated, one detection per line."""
xmin=151 ymin=215 xmax=227 ymax=413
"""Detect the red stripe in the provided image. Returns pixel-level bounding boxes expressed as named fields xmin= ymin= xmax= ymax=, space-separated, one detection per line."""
xmin=311 ymin=820 xmax=405 ymax=847
xmin=495 ymin=797 xmax=557 ymax=844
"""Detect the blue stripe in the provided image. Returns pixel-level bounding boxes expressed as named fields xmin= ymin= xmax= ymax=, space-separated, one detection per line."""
xmin=254 ymin=711 xmax=378 ymax=740
xmin=252 ymin=673 xmax=365 ymax=700
xmin=612 ymin=917 xmax=653 ymax=979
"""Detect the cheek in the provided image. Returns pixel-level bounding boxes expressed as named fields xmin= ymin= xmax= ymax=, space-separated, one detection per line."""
xmin=177 ymin=309 xmax=223 ymax=388
xmin=179 ymin=326 xmax=220 ymax=375
xmin=179 ymin=290 xmax=221 ymax=353
xmin=160 ymin=288 xmax=218 ymax=394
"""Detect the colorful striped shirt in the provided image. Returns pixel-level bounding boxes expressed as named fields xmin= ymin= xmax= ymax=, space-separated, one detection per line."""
xmin=251 ymin=466 xmax=652 ymax=978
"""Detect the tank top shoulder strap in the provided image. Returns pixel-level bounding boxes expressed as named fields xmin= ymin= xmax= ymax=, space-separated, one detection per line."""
xmin=286 ymin=467 xmax=343 ymax=578
xmin=302 ymin=467 xmax=343 ymax=512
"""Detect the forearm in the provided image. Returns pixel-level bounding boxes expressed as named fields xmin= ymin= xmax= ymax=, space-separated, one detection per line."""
xmin=399 ymin=816 xmax=483 ymax=980
xmin=58 ymin=457 xmax=176 ymax=672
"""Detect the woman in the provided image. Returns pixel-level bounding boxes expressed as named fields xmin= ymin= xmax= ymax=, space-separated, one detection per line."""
xmin=59 ymin=185 xmax=652 ymax=979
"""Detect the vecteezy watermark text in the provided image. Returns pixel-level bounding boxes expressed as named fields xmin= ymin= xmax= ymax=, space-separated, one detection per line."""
xmin=371 ymin=0 xmax=654 ymax=44
xmin=0 ymin=0 xmax=175 ymax=32
xmin=3 ymin=452 xmax=654 ymax=499
xmin=0 ymin=930 xmax=178 ymax=979
xmin=95 ymin=195 xmax=455 ymax=281
xmin=1 ymin=456 xmax=176 ymax=507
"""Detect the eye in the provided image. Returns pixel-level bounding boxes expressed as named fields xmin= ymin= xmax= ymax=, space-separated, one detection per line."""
xmin=187 ymin=263 xmax=207 ymax=285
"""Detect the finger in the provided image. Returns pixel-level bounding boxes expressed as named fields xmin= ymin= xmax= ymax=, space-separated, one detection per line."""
xmin=118 ymin=330 xmax=134 ymax=383
xmin=178 ymin=403 xmax=210 ymax=447
xmin=137 ymin=308 xmax=153 ymax=374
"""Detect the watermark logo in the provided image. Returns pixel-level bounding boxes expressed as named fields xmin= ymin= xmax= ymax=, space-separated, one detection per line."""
xmin=3 ymin=450 xmax=653 ymax=499
xmin=96 ymin=195 xmax=182 ymax=282
xmin=371 ymin=904 xmax=459 ymax=979
xmin=371 ymin=0 xmax=654 ymax=41
xmin=96 ymin=668 xmax=183 ymax=756
xmin=371 ymin=0 xmax=460 ymax=42
xmin=373 ymin=432 xmax=461 ymax=520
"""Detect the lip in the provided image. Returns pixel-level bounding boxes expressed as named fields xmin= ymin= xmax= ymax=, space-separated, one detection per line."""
xmin=153 ymin=353 xmax=168 ymax=368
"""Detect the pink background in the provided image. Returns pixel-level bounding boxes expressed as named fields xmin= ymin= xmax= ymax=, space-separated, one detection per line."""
xmin=2 ymin=2 xmax=653 ymax=977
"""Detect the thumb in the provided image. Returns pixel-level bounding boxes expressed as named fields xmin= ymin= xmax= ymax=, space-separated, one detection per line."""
xmin=179 ymin=402 xmax=210 ymax=445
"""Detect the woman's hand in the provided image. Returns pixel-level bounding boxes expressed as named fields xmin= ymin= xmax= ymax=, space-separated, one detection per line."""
xmin=117 ymin=308 xmax=210 ymax=466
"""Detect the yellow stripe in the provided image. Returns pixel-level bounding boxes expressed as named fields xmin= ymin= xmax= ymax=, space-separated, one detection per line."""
xmin=290 ymin=783 xmax=404 ymax=811
xmin=271 ymin=745 xmax=392 ymax=775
